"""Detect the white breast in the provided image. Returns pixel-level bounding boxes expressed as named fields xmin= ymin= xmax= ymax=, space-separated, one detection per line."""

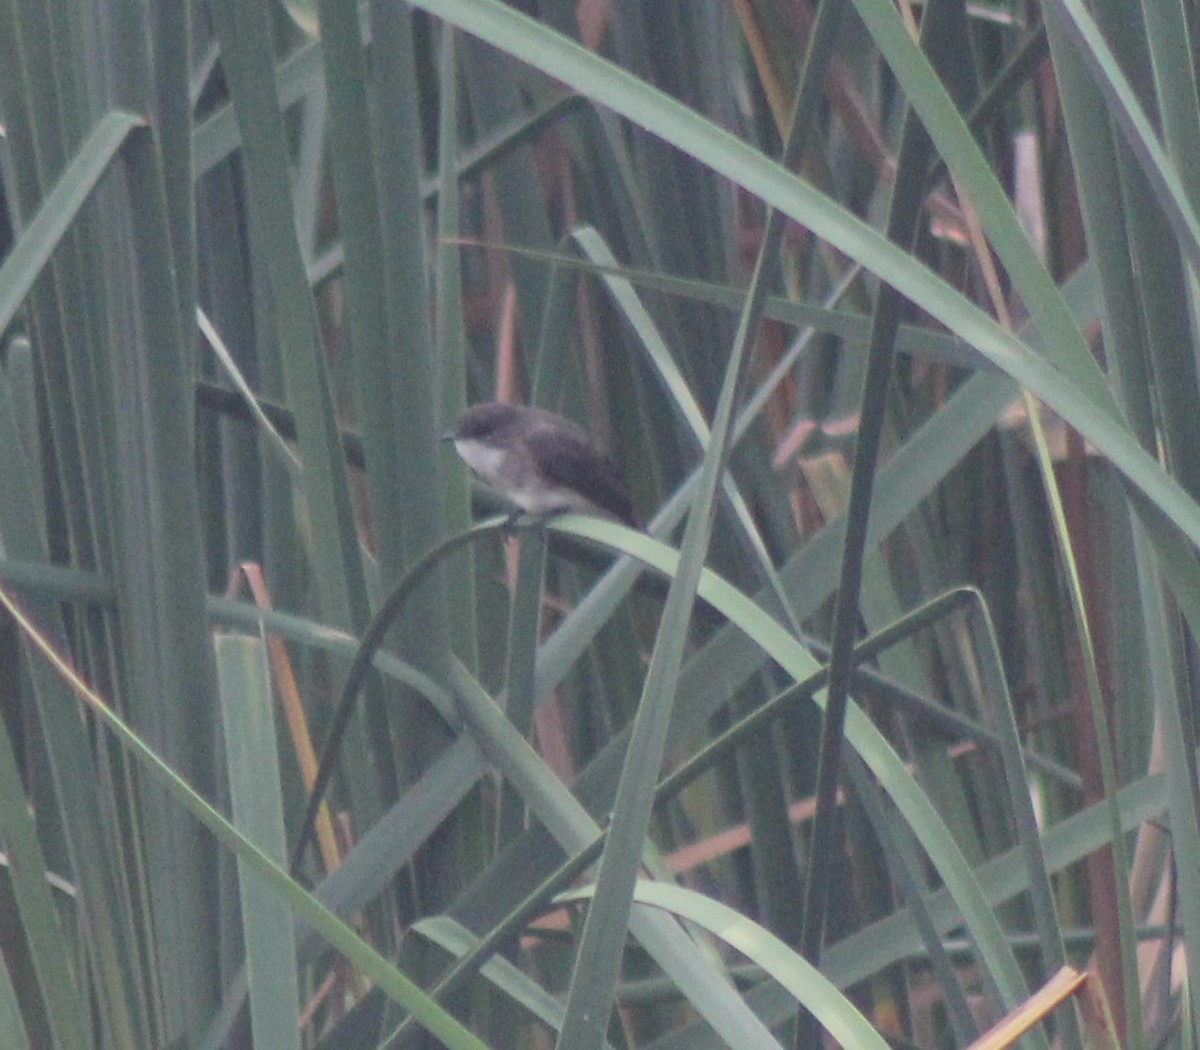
xmin=453 ymin=438 xmax=596 ymax=515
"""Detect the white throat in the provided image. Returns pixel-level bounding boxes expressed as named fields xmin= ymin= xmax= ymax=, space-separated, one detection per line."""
xmin=453 ymin=439 xmax=508 ymax=485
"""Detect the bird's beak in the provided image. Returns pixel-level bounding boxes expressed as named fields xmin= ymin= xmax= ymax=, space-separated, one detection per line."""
xmin=439 ymin=431 xmax=457 ymax=443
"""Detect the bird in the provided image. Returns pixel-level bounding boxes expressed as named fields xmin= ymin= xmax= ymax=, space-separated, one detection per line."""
xmin=442 ymin=401 xmax=637 ymax=528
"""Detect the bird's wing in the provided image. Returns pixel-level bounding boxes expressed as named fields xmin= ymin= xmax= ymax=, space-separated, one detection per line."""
xmin=524 ymin=427 xmax=636 ymax=527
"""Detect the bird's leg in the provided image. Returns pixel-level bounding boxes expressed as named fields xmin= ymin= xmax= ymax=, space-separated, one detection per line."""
xmin=528 ymin=508 xmax=570 ymax=539
xmin=502 ymin=507 xmax=571 ymax=537
xmin=501 ymin=508 xmax=525 ymax=535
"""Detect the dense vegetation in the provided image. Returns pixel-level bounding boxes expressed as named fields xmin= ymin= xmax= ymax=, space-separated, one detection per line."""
xmin=2 ymin=0 xmax=1199 ymax=1047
